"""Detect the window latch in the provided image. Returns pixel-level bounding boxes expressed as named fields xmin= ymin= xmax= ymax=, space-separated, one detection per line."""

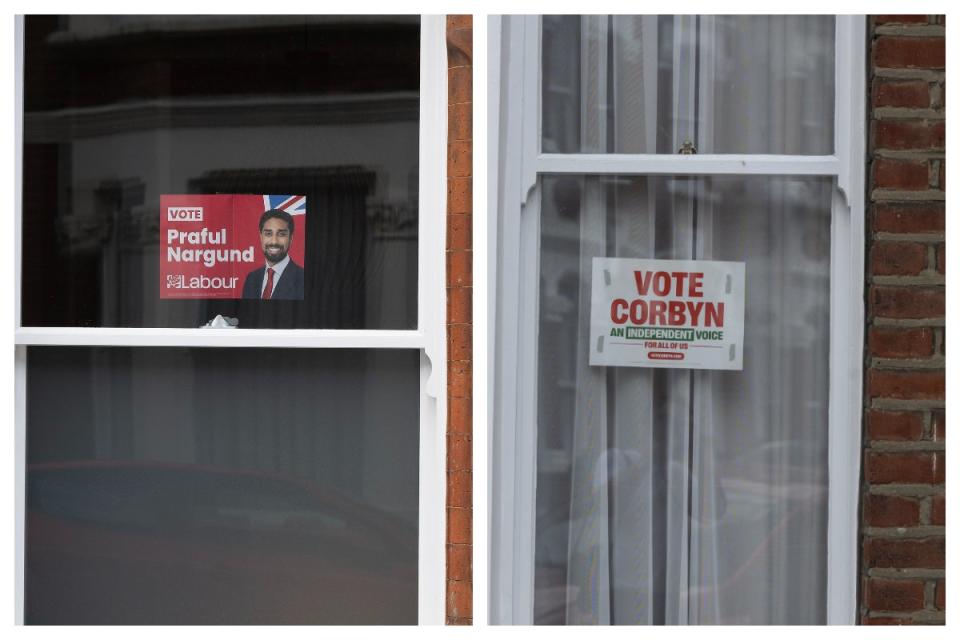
xmin=678 ymin=140 xmax=697 ymax=155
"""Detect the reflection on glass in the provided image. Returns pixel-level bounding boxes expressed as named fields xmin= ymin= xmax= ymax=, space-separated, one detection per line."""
xmin=535 ymin=175 xmax=831 ymax=624
xmin=23 ymin=16 xmax=419 ymax=328
xmin=26 ymin=347 xmax=419 ymax=624
xmin=542 ymin=15 xmax=835 ymax=155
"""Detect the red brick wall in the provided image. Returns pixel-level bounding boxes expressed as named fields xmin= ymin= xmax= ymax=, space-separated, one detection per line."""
xmin=446 ymin=14 xmax=473 ymax=626
xmin=861 ymin=14 xmax=945 ymax=625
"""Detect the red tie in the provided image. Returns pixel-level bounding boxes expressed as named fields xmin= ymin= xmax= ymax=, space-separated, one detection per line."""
xmin=262 ymin=268 xmax=275 ymax=299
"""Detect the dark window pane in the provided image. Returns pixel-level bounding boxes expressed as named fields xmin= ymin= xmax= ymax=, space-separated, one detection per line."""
xmin=26 ymin=346 xmax=419 ymax=624
xmin=23 ymin=16 xmax=419 ymax=328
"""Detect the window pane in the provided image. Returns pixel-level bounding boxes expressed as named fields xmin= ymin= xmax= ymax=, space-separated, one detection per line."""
xmin=535 ymin=174 xmax=831 ymax=624
xmin=26 ymin=347 xmax=419 ymax=624
xmin=542 ymin=16 xmax=835 ymax=155
xmin=22 ymin=16 xmax=419 ymax=329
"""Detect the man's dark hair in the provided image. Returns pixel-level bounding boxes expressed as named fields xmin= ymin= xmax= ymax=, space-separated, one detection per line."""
xmin=258 ymin=208 xmax=295 ymax=235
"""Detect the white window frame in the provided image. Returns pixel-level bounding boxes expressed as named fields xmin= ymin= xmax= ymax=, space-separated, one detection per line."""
xmin=13 ymin=14 xmax=448 ymax=626
xmin=488 ymin=15 xmax=865 ymax=625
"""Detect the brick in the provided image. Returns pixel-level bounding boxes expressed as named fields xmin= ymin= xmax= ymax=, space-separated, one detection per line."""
xmin=874 ymin=36 xmax=946 ymax=69
xmin=868 ymin=370 xmax=944 ymax=401
xmin=873 ymin=157 xmax=930 ymax=190
xmin=447 ymin=434 xmax=472 ymax=472
xmin=448 ymin=395 xmax=472 ymax=436
xmin=447 ymin=214 xmax=472 ymax=251
xmin=448 ymin=323 xmax=472 ymax=362
xmin=864 ymin=493 xmax=920 ymax=527
xmin=449 ymin=360 xmax=472 ymax=398
xmin=447 ymin=249 xmax=472 ymax=287
xmin=935 ymin=579 xmax=945 ymax=610
xmin=864 ymin=537 xmax=945 ymax=569
xmin=875 ymin=15 xmax=930 ymax=25
xmin=448 ymin=65 xmax=472 ymax=105
xmin=866 ymin=578 xmax=926 ymax=611
xmin=863 ymin=615 xmax=910 ymax=625
xmin=447 ymin=576 xmax=473 ymax=619
xmin=873 ymin=203 xmax=944 ymax=234
xmin=865 ymin=451 xmax=943 ymax=484
xmin=930 ymin=494 xmax=945 ymax=525
xmin=447 ymin=506 xmax=472 ymax=545
xmin=448 ymin=140 xmax=472 ymax=178
xmin=936 ymin=243 xmax=945 ymax=274
xmin=447 ymin=544 xmax=472 ymax=582
xmin=447 ymin=286 xmax=472 ymax=323
xmin=874 ymin=120 xmax=945 ymax=151
xmin=938 ymin=160 xmax=944 ymax=189
xmin=871 ymin=286 xmax=944 ymax=319
xmin=870 ymin=242 xmax=928 ymax=275
xmin=446 ymin=15 xmax=472 ymax=31
xmin=868 ymin=327 xmax=934 ymax=359
xmin=873 ymin=79 xmax=931 ymax=108
xmin=447 ymin=470 xmax=472 ymax=508
xmin=447 ymin=27 xmax=473 ymax=67
xmin=931 ymin=409 xmax=944 ymax=441
xmin=867 ymin=410 xmax=924 ymax=440
xmin=445 ymin=25 xmax=473 ymax=623
xmin=449 ymin=101 xmax=472 ymax=142
xmin=448 ymin=177 xmax=472 ymax=215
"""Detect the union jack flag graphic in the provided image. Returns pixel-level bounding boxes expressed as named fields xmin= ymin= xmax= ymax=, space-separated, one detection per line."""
xmin=263 ymin=194 xmax=307 ymax=216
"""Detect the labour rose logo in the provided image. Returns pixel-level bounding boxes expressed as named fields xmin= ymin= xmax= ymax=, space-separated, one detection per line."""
xmin=167 ymin=274 xmax=184 ymax=288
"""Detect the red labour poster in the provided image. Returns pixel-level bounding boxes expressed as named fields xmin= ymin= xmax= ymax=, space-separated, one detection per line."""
xmin=160 ymin=194 xmax=307 ymax=300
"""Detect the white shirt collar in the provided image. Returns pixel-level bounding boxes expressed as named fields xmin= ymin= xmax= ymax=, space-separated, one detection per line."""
xmin=266 ymin=254 xmax=290 ymax=279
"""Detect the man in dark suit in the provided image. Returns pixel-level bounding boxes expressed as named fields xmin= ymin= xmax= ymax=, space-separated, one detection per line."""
xmin=242 ymin=208 xmax=305 ymax=300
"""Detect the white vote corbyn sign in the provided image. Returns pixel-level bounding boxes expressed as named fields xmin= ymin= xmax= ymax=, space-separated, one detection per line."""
xmin=590 ymin=257 xmax=745 ymax=370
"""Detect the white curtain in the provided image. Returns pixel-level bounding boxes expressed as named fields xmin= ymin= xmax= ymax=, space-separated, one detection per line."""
xmin=535 ymin=15 xmax=833 ymax=625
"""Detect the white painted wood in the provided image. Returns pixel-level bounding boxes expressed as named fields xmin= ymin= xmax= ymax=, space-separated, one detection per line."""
xmin=475 ymin=13 xmax=495 ymax=627
xmin=512 ymin=183 xmax=541 ymax=626
xmin=417 ymin=14 xmax=448 ymax=625
xmin=826 ymin=14 xmax=866 ymax=627
xmin=15 ymin=327 xmax=427 ymax=349
xmin=827 ymin=187 xmax=858 ymax=626
xmin=536 ymin=153 xmax=842 ymax=176
xmin=418 ymin=348 xmax=446 ymax=626
xmin=490 ymin=16 xmax=515 ymax=623
xmin=489 ymin=16 xmax=533 ymax=624
xmin=511 ymin=18 xmax=544 ymax=625
xmin=519 ymin=16 xmax=541 ymax=205
xmin=420 ymin=14 xmax=449 ymax=405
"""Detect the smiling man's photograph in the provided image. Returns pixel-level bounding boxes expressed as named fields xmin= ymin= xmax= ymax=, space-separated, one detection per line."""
xmin=241 ymin=208 xmax=304 ymax=300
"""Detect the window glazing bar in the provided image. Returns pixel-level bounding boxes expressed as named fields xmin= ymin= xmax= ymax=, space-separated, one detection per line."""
xmin=536 ymin=153 xmax=842 ymax=176
xmin=14 ymin=328 xmax=426 ymax=349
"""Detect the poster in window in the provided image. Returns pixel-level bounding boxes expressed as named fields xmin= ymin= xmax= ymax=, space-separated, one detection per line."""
xmin=590 ymin=257 xmax=745 ymax=370
xmin=160 ymin=194 xmax=306 ymax=300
